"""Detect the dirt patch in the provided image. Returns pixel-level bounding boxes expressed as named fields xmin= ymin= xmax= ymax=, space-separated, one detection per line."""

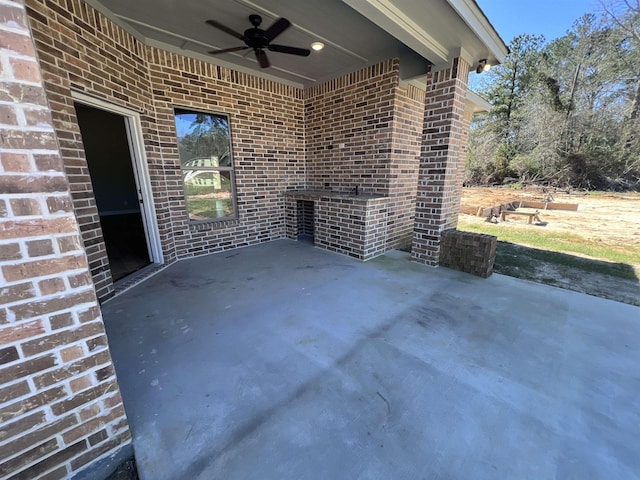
xmin=460 ymin=187 xmax=640 ymax=247
xmin=459 ymin=187 xmax=640 ymax=305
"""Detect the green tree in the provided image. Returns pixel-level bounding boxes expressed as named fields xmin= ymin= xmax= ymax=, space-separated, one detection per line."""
xmin=466 ymin=5 xmax=640 ymax=190
xmin=484 ymin=34 xmax=546 ymax=143
xmin=474 ymin=34 xmax=545 ymax=183
xmin=600 ymin=1 xmax=640 ymax=186
xmin=177 ymin=113 xmax=231 ymax=166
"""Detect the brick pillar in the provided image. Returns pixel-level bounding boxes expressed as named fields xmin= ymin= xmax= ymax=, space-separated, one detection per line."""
xmin=0 ymin=2 xmax=131 ymax=478
xmin=411 ymin=57 xmax=470 ymax=265
xmin=457 ymin=110 xmax=473 ymax=190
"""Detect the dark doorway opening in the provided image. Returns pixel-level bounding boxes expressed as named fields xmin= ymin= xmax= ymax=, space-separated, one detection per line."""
xmin=75 ymin=103 xmax=151 ymax=282
xmin=297 ymin=200 xmax=314 ymax=244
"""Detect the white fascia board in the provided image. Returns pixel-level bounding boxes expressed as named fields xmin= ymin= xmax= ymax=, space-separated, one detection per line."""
xmin=465 ymin=89 xmax=492 ymax=113
xmin=446 ymin=0 xmax=509 ymax=63
xmin=342 ymin=0 xmax=450 ymax=64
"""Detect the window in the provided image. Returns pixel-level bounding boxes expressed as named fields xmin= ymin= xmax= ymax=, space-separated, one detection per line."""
xmin=174 ymin=108 xmax=236 ymax=222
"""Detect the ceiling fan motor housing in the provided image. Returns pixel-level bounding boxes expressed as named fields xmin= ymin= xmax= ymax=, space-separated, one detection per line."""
xmin=244 ymin=28 xmax=268 ymax=49
xmin=244 ymin=14 xmax=267 ymax=49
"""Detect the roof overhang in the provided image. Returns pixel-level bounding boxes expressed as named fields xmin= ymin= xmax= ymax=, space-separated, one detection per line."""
xmin=82 ymin=0 xmax=508 ymax=87
xmin=465 ymin=89 xmax=492 ymax=114
xmin=342 ymin=0 xmax=508 ymax=71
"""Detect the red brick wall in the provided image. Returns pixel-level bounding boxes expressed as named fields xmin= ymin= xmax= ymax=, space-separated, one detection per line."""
xmin=25 ymin=0 xmax=305 ymax=301
xmin=147 ymin=49 xmax=306 ymax=258
xmin=25 ymin=0 xmax=156 ymax=301
xmin=303 ymin=62 xmax=424 ymax=252
xmin=0 ymin=1 xmax=130 ymax=478
xmin=459 ymin=110 xmax=473 ymax=189
xmin=304 ymin=60 xmax=398 ymax=195
xmin=26 ymin=0 xmax=429 ymax=301
xmin=412 ymin=58 xmax=470 ymax=265
xmin=387 ymin=84 xmax=424 ymax=249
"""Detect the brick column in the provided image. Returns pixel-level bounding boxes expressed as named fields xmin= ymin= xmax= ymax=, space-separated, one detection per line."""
xmin=411 ymin=57 xmax=470 ymax=265
xmin=0 ymin=1 xmax=131 ymax=478
xmin=457 ymin=110 xmax=473 ymax=190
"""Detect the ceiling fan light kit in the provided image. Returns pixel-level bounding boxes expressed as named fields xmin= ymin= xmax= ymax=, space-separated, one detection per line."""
xmin=206 ymin=14 xmax=311 ymax=68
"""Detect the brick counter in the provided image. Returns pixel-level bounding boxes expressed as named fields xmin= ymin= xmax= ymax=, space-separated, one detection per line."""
xmin=284 ymin=191 xmax=389 ymax=260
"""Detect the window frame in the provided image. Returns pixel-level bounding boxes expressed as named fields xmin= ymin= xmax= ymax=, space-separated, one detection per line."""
xmin=173 ymin=107 xmax=238 ymax=224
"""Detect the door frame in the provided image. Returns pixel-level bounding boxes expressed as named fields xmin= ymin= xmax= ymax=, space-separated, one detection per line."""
xmin=71 ymin=91 xmax=164 ymax=265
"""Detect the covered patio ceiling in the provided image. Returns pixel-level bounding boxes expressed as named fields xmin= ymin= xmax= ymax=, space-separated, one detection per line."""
xmin=101 ymin=240 xmax=640 ymax=479
xmin=86 ymin=0 xmax=507 ymax=87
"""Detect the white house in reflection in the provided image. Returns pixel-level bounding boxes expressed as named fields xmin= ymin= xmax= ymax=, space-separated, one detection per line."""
xmin=183 ymin=156 xmax=222 ymax=188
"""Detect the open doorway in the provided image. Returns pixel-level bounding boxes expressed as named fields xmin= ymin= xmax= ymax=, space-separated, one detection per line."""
xmin=74 ymin=101 xmax=158 ymax=282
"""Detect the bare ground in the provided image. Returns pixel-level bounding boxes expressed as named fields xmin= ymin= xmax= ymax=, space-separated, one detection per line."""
xmin=458 ymin=187 xmax=640 ymax=306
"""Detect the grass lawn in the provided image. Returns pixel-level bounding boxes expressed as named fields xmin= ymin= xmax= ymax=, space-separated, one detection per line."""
xmin=457 ymin=188 xmax=640 ymax=305
xmin=458 ymin=220 xmax=640 ymax=305
xmin=187 ymin=197 xmax=233 ymax=220
xmin=459 ymin=221 xmax=640 ymax=278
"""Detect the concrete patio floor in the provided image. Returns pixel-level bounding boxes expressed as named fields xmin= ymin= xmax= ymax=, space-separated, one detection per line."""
xmin=100 ymin=240 xmax=640 ymax=480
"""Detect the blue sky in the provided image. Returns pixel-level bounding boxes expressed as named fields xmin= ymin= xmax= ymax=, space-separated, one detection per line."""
xmin=477 ymin=0 xmax=603 ymax=44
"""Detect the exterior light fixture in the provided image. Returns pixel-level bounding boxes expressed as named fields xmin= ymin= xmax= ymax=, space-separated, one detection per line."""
xmin=311 ymin=42 xmax=324 ymax=51
xmin=476 ymin=58 xmax=491 ymax=74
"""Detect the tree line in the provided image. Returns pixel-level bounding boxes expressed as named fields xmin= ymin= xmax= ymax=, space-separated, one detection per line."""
xmin=466 ymin=2 xmax=640 ymax=190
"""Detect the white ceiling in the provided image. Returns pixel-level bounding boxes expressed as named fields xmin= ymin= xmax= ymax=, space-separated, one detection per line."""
xmin=87 ymin=0 xmax=506 ymax=88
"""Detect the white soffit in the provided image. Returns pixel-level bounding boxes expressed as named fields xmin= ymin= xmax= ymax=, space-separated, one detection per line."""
xmin=465 ymin=90 xmax=492 ymax=113
xmin=80 ymin=0 xmax=507 ymax=86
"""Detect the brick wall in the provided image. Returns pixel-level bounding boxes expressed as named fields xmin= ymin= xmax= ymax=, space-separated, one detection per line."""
xmin=147 ymin=48 xmax=306 ymax=259
xmin=25 ymin=0 xmax=305 ymax=301
xmin=458 ymin=110 xmax=473 ymax=190
xmin=0 ymin=1 xmax=130 ymax=478
xmin=25 ymin=0 xmax=156 ymax=301
xmin=387 ymin=84 xmax=423 ymax=250
xmin=304 ymin=60 xmax=399 ymax=195
xmin=412 ymin=58 xmax=470 ymax=265
xmin=26 ymin=0 xmax=430 ymax=302
xmin=303 ymin=62 xmax=423 ymax=253
xmin=440 ymin=230 xmax=496 ymax=278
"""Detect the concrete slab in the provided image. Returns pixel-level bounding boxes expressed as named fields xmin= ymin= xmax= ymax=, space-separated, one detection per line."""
xmin=100 ymin=240 xmax=640 ymax=480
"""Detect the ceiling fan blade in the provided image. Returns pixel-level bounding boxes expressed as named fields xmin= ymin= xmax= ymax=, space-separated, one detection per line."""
xmin=205 ymin=19 xmax=245 ymax=41
xmin=255 ymin=49 xmax=270 ymax=68
xmin=263 ymin=17 xmax=290 ymax=41
xmin=208 ymin=46 xmax=249 ymax=55
xmin=268 ymin=44 xmax=311 ymax=57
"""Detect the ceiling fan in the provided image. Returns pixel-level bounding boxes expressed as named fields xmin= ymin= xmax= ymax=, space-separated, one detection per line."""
xmin=206 ymin=14 xmax=311 ymax=68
